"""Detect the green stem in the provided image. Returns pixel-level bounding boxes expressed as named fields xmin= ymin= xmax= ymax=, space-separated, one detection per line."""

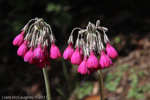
xmin=61 ymin=58 xmax=70 ymax=88
xmin=42 ymin=67 xmax=51 ymax=100
xmin=98 ymin=70 xmax=105 ymax=100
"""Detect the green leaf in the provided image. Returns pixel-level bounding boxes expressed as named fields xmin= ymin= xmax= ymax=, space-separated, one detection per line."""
xmin=56 ymin=88 xmax=66 ymax=99
xmin=76 ymin=82 xmax=93 ymax=99
xmin=138 ymin=70 xmax=144 ymax=78
xmin=127 ymin=88 xmax=136 ymax=98
xmin=46 ymin=3 xmax=55 ymax=12
xmin=122 ymin=63 xmax=128 ymax=71
xmin=114 ymin=36 xmax=120 ymax=44
xmin=129 ymin=74 xmax=138 ymax=88
xmin=46 ymin=3 xmax=61 ymax=13
xmin=105 ymin=76 xmax=121 ymax=92
xmin=130 ymin=67 xmax=138 ymax=73
xmin=106 ymin=73 xmax=114 ymax=82
xmin=12 ymin=21 xmax=23 ymax=33
xmin=135 ymin=93 xmax=145 ymax=99
xmin=143 ymin=84 xmax=150 ymax=92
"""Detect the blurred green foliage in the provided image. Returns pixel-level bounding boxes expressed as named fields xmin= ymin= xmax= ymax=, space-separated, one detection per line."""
xmin=45 ymin=2 xmax=72 ymax=28
xmin=2 ymin=0 xmax=72 ymax=37
xmin=105 ymin=63 xmax=128 ymax=92
xmin=56 ymin=87 xmax=67 ymax=100
xmin=46 ymin=3 xmax=61 ymax=13
xmin=105 ymin=64 xmax=149 ymax=99
xmin=75 ymin=82 xmax=93 ymax=99
xmin=127 ymin=67 xmax=149 ymax=99
xmin=114 ymin=36 xmax=121 ymax=44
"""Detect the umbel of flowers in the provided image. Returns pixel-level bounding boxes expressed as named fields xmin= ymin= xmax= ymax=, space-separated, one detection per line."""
xmin=13 ymin=18 xmax=61 ymax=68
xmin=63 ymin=20 xmax=118 ymax=75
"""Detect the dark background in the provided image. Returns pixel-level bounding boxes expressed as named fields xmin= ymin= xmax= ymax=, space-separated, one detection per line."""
xmin=0 ymin=0 xmax=150 ymax=100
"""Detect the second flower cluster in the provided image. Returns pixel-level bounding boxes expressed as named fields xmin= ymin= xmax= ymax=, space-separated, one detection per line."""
xmin=63 ymin=20 xmax=118 ymax=75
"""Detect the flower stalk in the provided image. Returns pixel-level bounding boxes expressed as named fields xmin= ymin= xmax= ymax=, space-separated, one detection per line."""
xmin=98 ymin=70 xmax=104 ymax=100
xmin=42 ymin=66 xmax=51 ymax=100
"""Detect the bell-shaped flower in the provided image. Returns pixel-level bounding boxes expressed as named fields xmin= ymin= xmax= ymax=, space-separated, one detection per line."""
xmin=33 ymin=43 xmax=44 ymax=61
xmin=17 ymin=40 xmax=28 ymax=57
xmin=63 ymin=43 xmax=74 ymax=60
xmin=100 ymin=51 xmax=113 ymax=68
xmin=50 ymin=42 xmax=61 ymax=59
xmin=71 ymin=47 xmax=82 ymax=65
xmin=87 ymin=51 xmax=99 ymax=69
xmin=78 ymin=57 xmax=88 ymax=75
xmin=106 ymin=42 xmax=118 ymax=59
xmin=13 ymin=31 xmax=24 ymax=47
xmin=24 ymin=47 xmax=34 ymax=64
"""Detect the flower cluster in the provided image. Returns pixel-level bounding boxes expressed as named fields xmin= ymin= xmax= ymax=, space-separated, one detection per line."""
xmin=63 ymin=20 xmax=118 ymax=75
xmin=13 ymin=18 xmax=61 ymax=68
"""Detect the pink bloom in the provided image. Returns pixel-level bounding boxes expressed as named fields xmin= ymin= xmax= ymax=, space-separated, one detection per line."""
xmin=71 ymin=47 xmax=82 ymax=65
xmin=24 ymin=48 xmax=34 ymax=64
xmin=33 ymin=43 xmax=44 ymax=61
xmin=100 ymin=51 xmax=113 ymax=68
xmin=63 ymin=43 xmax=74 ymax=60
xmin=35 ymin=60 xmax=45 ymax=68
xmin=13 ymin=31 xmax=24 ymax=46
xmin=50 ymin=42 xmax=61 ymax=59
xmin=17 ymin=40 xmax=28 ymax=57
xmin=106 ymin=42 xmax=118 ymax=59
xmin=43 ymin=46 xmax=49 ymax=59
xmin=87 ymin=51 xmax=99 ymax=69
xmin=80 ymin=47 xmax=83 ymax=55
xmin=45 ymin=59 xmax=50 ymax=66
xmin=43 ymin=46 xmax=50 ymax=66
xmin=78 ymin=57 xmax=88 ymax=75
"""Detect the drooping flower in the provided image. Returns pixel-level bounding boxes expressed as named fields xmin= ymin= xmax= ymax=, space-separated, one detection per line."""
xmin=17 ymin=40 xmax=28 ymax=57
xmin=33 ymin=43 xmax=44 ymax=61
xmin=50 ymin=42 xmax=61 ymax=59
xmin=43 ymin=46 xmax=49 ymax=59
xmin=35 ymin=60 xmax=45 ymax=68
xmin=24 ymin=47 xmax=34 ymax=64
xmin=106 ymin=42 xmax=118 ymax=59
xmin=80 ymin=47 xmax=83 ymax=55
xmin=87 ymin=51 xmax=99 ymax=69
xmin=63 ymin=43 xmax=74 ymax=60
xmin=71 ymin=47 xmax=82 ymax=65
xmin=78 ymin=57 xmax=88 ymax=75
xmin=43 ymin=46 xmax=51 ymax=66
xmin=13 ymin=31 xmax=24 ymax=46
xmin=45 ymin=59 xmax=50 ymax=66
xmin=13 ymin=18 xmax=61 ymax=69
xmin=100 ymin=51 xmax=113 ymax=68
xmin=64 ymin=20 xmax=118 ymax=74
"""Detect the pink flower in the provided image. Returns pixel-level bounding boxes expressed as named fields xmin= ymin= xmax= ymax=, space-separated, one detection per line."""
xmin=50 ymin=42 xmax=61 ymax=59
xmin=43 ymin=46 xmax=49 ymax=59
xmin=78 ymin=57 xmax=88 ymax=75
xmin=13 ymin=31 xmax=24 ymax=47
xmin=100 ymin=51 xmax=113 ymax=68
xmin=24 ymin=47 xmax=34 ymax=64
xmin=63 ymin=43 xmax=74 ymax=60
xmin=33 ymin=43 xmax=44 ymax=61
xmin=43 ymin=46 xmax=51 ymax=66
xmin=106 ymin=42 xmax=118 ymax=59
xmin=71 ymin=47 xmax=82 ymax=65
xmin=80 ymin=47 xmax=83 ymax=55
xmin=17 ymin=40 xmax=28 ymax=57
xmin=45 ymin=59 xmax=50 ymax=66
xmin=35 ymin=60 xmax=45 ymax=68
xmin=87 ymin=51 xmax=99 ymax=69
